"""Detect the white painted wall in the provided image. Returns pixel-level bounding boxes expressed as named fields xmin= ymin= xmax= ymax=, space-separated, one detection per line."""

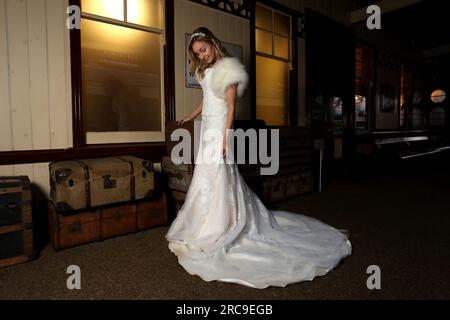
xmin=174 ymin=0 xmax=251 ymax=121
xmin=0 ymin=0 xmax=72 ymax=196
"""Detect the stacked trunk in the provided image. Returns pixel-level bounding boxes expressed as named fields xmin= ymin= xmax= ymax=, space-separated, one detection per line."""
xmin=161 ymin=156 xmax=193 ymax=216
xmin=163 ymin=121 xmax=198 ymax=216
xmin=261 ymin=127 xmax=314 ymax=203
xmin=48 ymin=194 xmax=167 ymax=251
xmin=48 ymin=156 xmax=167 ymax=251
xmin=0 ymin=176 xmax=35 ymax=268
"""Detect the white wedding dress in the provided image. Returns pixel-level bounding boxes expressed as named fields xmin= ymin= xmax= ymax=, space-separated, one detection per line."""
xmin=166 ymin=67 xmax=352 ymax=289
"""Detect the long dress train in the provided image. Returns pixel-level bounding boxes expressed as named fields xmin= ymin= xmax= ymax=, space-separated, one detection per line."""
xmin=166 ymin=67 xmax=352 ymax=289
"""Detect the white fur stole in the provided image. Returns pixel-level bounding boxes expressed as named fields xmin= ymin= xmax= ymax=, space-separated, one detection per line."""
xmin=210 ymin=57 xmax=248 ymax=99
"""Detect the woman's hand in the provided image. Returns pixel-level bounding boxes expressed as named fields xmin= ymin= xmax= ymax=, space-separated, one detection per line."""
xmin=222 ymin=136 xmax=228 ymax=158
xmin=176 ymin=116 xmax=191 ymax=126
xmin=178 ymin=102 xmax=203 ymax=126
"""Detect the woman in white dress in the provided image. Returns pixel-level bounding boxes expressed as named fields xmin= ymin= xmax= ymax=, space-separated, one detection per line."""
xmin=166 ymin=27 xmax=351 ymax=289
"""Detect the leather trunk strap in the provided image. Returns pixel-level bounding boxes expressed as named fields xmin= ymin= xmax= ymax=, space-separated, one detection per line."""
xmin=76 ymin=160 xmax=91 ymax=208
xmin=116 ymin=156 xmax=135 ymax=201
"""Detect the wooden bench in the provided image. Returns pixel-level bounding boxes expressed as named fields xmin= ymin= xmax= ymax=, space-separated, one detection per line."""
xmin=374 ymin=132 xmax=450 ymax=161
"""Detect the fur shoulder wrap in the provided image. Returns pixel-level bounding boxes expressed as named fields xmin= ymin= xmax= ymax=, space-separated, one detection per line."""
xmin=210 ymin=57 xmax=248 ymax=99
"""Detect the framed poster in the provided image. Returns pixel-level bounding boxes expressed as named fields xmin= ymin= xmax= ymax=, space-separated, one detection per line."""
xmin=185 ymin=33 xmax=243 ymax=88
xmin=330 ymin=96 xmax=344 ymax=135
xmin=331 ymin=96 xmax=343 ymax=122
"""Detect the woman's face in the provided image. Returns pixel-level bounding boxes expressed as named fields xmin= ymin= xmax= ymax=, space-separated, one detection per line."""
xmin=192 ymin=40 xmax=216 ymax=66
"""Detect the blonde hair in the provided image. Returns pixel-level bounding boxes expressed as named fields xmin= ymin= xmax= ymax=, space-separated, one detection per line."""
xmin=188 ymin=27 xmax=231 ymax=80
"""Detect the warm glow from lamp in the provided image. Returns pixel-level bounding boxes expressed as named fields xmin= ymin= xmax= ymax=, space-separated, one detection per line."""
xmin=127 ymin=0 xmax=162 ymax=29
xmin=82 ymin=19 xmax=140 ymax=50
xmin=431 ymin=89 xmax=446 ymax=103
xmin=127 ymin=0 xmax=140 ymax=22
xmin=82 ymin=0 xmax=124 ymax=21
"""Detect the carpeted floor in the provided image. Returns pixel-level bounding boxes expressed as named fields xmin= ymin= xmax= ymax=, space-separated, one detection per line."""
xmin=1 ymin=158 xmax=449 ymax=300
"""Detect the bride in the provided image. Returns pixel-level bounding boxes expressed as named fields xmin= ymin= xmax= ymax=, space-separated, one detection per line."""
xmin=166 ymin=27 xmax=351 ymax=289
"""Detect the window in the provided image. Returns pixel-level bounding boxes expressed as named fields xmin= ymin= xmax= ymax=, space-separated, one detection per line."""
xmin=80 ymin=0 xmax=165 ymax=144
xmin=255 ymin=3 xmax=292 ymax=126
xmin=355 ymin=45 xmax=373 ymax=130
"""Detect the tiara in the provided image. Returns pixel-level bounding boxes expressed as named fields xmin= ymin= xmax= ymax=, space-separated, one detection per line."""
xmin=190 ymin=32 xmax=206 ymax=41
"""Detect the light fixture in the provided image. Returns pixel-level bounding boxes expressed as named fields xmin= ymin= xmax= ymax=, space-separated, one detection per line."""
xmin=430 ymin=89 xmax=446 ymax=103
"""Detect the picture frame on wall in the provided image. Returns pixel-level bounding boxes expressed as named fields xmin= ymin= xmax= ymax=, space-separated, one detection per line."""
xmin=331 ymin=96 xmax=343 ymax=122
xmin=380 ymin=84 xmax=396 ymax=113
xmin=185 ymin=33 xmax=243 ymax=89
xmin=330 ymin=96 xmax=344 ymax=135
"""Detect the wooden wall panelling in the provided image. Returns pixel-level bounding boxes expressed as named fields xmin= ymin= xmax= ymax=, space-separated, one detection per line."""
xmin=6 ymin=0 xmax=32 ymax=151
xmin=0 ymin=165 xmax=14 ymax=176
xmin=32 ymin=162 xmax=50 ymax=198
xmin=0 ymin=0 xmax=13 ymax=152
xmin=28 ymin=0 xmax=51 ymax=150
xmin=12 ymin=164 xmax=34 ymax=181
xmin=46 ymin=0 xmax=71 ymax=149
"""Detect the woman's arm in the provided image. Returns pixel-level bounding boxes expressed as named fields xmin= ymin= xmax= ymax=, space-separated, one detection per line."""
xmin=223 ymin=84 xmax=238 ymax=157
xmin=177 ymin=100 xmax=203 ymax=126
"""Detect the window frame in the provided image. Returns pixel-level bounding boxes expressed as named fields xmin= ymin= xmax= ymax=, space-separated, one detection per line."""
xmin=253 ymin=1 xmax=297 ymax=126
xmin=69 ymin=0 xmax=175 ymax=151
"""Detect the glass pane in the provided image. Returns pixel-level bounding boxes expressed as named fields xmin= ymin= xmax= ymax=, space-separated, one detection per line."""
xmin=256 ymin=56 xmax=289 ymax=126
xmin=274 ymin=11 xmax=290 ymax=37
xmin=256 ymin=29 xmax=272 ymax=55
xmin=81 ymin=19 xmax=162 ymax=133
xmin=127 ymin=0 xmax=163 ymax=29
xmin=274 ymin=35 xmax=289 ymax=59
xmin=255 ymin=4 xmax=272 ymax=31
xmin=81 ymin=0 xmax=124 ymax=21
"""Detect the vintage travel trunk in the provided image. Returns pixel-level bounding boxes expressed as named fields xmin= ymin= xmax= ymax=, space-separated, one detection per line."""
xmin=161 ymin=156 xmax=194 ymax=193
xmin=49 ymin=156 xmax=154 ymax=212
xmin=299 ymin=170 xmax=314 ymax=195
xmin=48 ymin=193 xmax=168 ymax=251
xmin=285 ymin=172 xmax=301 ymax=198
xmin=0 ymin=176 xmax=34 ymax=268
xmin=262 ymin=176 xmax=287 ymax=203
xmin=257 ymin=126 xmax=315 ymax=203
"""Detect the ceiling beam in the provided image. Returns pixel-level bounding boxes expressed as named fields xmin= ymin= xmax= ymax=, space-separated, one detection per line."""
xmin=351 ymin=0 xmax=423 ymax=24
